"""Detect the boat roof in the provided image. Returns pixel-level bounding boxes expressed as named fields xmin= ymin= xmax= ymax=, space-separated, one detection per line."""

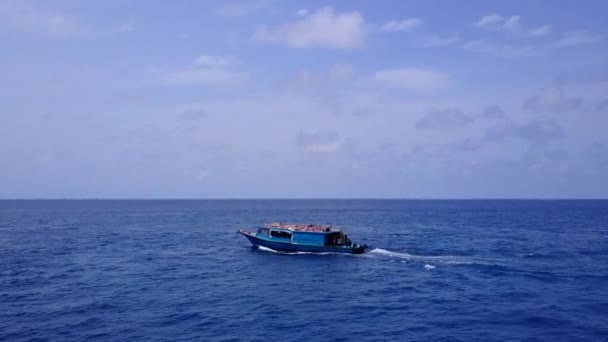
xmin=264 ymin=222 xmax=341 ymax=233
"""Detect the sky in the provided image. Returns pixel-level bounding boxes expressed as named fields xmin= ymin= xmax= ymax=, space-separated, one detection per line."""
xmin=1 ymin=0 xmax=607 ymax=198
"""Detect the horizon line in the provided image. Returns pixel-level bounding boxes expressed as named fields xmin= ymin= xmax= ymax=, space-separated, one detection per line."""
xmin=1 ymin=198 xmax=607 ymax=201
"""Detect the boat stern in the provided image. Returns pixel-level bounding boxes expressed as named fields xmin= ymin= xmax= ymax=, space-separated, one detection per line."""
xmin=351 ymin=244 xmax=368 ymax=254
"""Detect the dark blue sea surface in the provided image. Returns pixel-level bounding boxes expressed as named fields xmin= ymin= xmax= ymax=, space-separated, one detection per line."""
xmin=1 ymin=200 xmax=607 ymax=341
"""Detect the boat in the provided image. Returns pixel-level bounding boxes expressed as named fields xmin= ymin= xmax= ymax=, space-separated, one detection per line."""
xmin=237 ymin=222 xmax=368 ymax=254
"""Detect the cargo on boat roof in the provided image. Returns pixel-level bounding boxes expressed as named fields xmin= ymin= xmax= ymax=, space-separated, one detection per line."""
xmin=265 ymin=222 xmax=337 ymax=232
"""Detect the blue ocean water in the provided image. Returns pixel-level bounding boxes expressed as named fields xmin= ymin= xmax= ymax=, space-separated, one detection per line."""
xmin=1 ymin=200 xmax=607 ymax=342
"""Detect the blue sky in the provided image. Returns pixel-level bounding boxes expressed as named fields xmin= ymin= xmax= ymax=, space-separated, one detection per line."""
xmin=1 ymin=0 xmax=607 ymax=198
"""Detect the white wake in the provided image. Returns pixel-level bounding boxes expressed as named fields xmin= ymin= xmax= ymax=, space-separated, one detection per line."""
xmin=368 ymin=248 xmax=504 ymax=267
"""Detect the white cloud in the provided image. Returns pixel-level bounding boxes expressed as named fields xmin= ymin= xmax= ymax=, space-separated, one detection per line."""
xmin=554 ymin=30 xmax=600 ymax=47
xmin=473 ymin=13 xmax=504 ymax=27
xmin=473 ymin=13 xmax=522 ymax=32
xmin=158 ymin=54 xmax=247 ymax=86
xmin=374 ymin=68 xmax=449 ymax=91
xmin=296 ymin=132 xmax=342 ymax=153
xmin=252 ymin=7 xmax=365 ymax=49
xmin=529 ymin=25 xmax=552 ymax=37
xmin=296 ymin=8 xmax=308 ymax=17
xmin=0 ymin=2 xmax=142 ymax=37
xmin=416 ymin=108 xmax=473 ymax=130
xmin=0 ymin=1 xmax=86 ymax=36
xmin=419 ymin=34 xmax=459 ymax=47
xmin=523 ymin=86 xmax=582 ymax=112
xmin=502 ymin=15 xmax=521 ymax=31
xmin=473 ymin=13 xmax=551 ymax=38
xmin=380 ymin=18 xmax=423 ymax=32
xmin=196 ymin=55 xmax=239 ymax=67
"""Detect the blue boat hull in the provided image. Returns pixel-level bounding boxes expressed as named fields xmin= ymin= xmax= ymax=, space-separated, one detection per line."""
xmin=238 ymin=231 xmax=367 ymax=254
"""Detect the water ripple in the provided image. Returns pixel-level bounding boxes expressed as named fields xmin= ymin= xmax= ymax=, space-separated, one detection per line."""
xmin=1 ymin=199 xmax=607 ymax=341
